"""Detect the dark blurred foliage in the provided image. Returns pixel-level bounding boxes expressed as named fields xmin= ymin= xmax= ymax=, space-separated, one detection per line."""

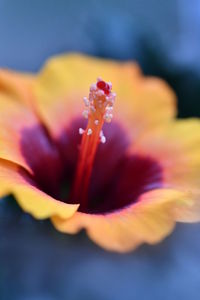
xmin=1 ymin=0 xmax=200 ymax=118
xmin=0 ymin=0 xmax=200 ymax=299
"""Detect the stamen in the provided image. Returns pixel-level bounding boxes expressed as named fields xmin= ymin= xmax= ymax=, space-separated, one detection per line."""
xmin=87 ymin=128 xmax=93 ymax=136
xmin=82 ymin=109 xmax=89 ymax=119
xmin=100 ymin=130 xmax=106 ymax=144
xmin=101 ymin=135 xmax=106 ymax=144
xmin=99 ymin=130 xmax=104 ymax=137
xmin=71 ymin=78 xmax=116 ymax=208
xmin=83 ymin=96 xmax=89 ymax=106
xmin=79 ymin=128 xmax=84 ymax=135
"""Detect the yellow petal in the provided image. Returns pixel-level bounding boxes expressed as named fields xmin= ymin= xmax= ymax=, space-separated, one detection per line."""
xmin=131 ymin=118 xmax=200 ymax=222
xmin=33 ymin=53 xmax=176 ymax=139
xmin=0 ymin=159 xmax=78 ymax=219
xmin=0 ymin=94 xmax=61 ymax=175
xmin=52 ymin=189 xmax=190 ymax=252
xmin=0 ymin=69 xmax=34 ymax=106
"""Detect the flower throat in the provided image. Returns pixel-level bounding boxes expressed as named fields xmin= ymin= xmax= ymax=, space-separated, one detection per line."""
xmin=71 ymin=78 xmax=116 ymax=210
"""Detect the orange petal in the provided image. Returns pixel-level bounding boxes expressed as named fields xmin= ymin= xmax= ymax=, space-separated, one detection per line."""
xmin=0 ymin=159 xmax=78 ymax=219
xmin=33 ymin=53 xmax=176 ymax=139
xmin=52 ymin=189 xmax=190 ymax=252
xmin=0 ymin=69 xmax=34 ymax=106
xmin=0 ymin=94 xmax=62 ymax=178
xmin=131 ymin=119 xmax=200 ymax=222
xmin=0 ymin=95 xmax=35 ymax=172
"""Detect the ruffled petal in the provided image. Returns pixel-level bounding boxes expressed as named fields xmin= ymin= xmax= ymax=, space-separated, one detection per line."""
xmin=52 ymin=189 xmax=190 ymax=252
xmin=0 ymin=94 xmax=62 ymax=183
xmin=131 ymin=119 xmax=200 ymax=222
xmin=0 ymin=69 xmax=34 ymax=106
xmin=33 ymin=53 xmax=176 ymax=139
xmin=0 ymin=95 xmax=36 ymax=172
xmin=0 ymin=159 xmax=78 ymax=219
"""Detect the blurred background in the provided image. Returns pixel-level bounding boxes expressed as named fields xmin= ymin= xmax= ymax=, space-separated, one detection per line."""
xmin=0 ymin=0 xmax=200 ymax=299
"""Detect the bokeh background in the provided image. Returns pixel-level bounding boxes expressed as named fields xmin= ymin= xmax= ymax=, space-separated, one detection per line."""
xmin=0 ymin=0 xmax=200 ymax=299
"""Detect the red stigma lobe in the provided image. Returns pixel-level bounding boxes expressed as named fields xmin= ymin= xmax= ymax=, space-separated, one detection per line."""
xmin=97 ymin=80 xmax=111 ymax=95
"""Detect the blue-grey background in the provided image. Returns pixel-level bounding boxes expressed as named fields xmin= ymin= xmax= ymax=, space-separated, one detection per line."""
xmin=0 ymin=0 xmax=200 ymax=299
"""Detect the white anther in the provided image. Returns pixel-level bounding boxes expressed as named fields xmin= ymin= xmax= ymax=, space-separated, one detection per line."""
xmin=106 ymin=106 xmax=113 ymax=112
xmin=104 ymin=113 xmax=113 ymax=123
xmin=82 ymin=109 xmax=89 ymax=119
xmin=83 ymin=97 xmax=89 ymax=106
xmin=108 ymin=82 xmax=112 ymax=89
xmin=87 ymin=128 xmax=93 ymax=136
xmin=94 ymin=120 xmax=99 ymax=125
xmin=97 ymin=89 xmax=104 ymax=97
xmin=99 ymin=131 xmax=106 ymax=143
xmin=88 ymin=95 xmax=93 ymax=104
xmin=90 ymin=83 xmax=96 ymax=91
xmin=107 ymin=93 xmax=116 ymax=104
xmin=90 ymin=106 xmax=96 ymax=112
xmin=101 ymin=135 xmax=106 ymax=144
xmin=79 ymin=128 xmax=85 ymax=135
xmin=109 ymin=113 xmax=113 ymax=119
xmin=111 ymin=92 xmax=116 ymax=102
xmin=100 ymin=130 xmax=103 ymax=137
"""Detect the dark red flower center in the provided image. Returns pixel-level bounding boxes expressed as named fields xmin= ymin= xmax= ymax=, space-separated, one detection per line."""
xmin=20 ymin=119 xmax=163 ymax=214
xmin=20 ymin=80 xmax=163 ymax=215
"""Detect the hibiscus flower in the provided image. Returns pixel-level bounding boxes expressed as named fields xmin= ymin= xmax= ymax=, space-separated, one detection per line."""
xmin=0 ymin=53 xmax=200 ymax=252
